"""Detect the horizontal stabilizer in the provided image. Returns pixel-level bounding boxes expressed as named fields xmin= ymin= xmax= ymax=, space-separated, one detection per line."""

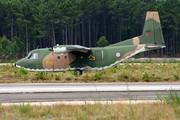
xmin=145 ymin=45 xmax=165 ymax=49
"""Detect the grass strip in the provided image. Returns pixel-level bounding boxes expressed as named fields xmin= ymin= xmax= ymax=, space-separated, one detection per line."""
xmin=0 ymin=100 xmax=178 ymax=120
xmin=0 ymin=63 xmax=180 ymax=83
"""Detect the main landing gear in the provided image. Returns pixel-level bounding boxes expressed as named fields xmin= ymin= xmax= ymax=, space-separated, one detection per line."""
xmin=75 ymin=69 xmax=83 ymax=75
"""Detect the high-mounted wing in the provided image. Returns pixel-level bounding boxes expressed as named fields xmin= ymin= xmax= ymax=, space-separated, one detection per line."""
xmin=53 ymin=45 xmax=91 ymax=55
xmin=66 ymin=45 xmax=91 ymax=53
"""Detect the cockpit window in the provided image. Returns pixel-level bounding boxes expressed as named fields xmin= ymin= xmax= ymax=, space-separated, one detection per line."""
xmin=30 ymin=53 xmax=38 ymax=59
xmin=26 ymin=53 xmax=32 ymax=59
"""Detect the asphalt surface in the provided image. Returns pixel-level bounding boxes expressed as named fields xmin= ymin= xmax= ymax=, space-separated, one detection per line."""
xmin=0 ymin=82 xmax=180 ymax=102
xmin=0 ymin=91 xmax=174 ymax=102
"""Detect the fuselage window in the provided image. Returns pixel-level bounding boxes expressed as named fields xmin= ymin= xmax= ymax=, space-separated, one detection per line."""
xmin=57 ymin=56 xmax=60 ymax=59
xmin=30 ymin=53 xmax=38 ymax=59
xmin=26 ymin=53 xmax=32 ymax=59
xmin=64 ymin=56 xmax=67 ymax=59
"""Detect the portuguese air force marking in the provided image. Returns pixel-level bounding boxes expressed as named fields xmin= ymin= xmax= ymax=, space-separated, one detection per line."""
xmin=116 ymin=53 xmax=120 ymax=57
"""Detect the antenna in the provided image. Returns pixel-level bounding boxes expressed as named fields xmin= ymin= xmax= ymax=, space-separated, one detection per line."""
xmin=51 ymin=38 xmax=54 ymax=51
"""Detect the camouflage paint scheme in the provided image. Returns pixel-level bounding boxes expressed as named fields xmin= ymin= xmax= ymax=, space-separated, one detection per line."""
xmin=15 ymin=11 xmax=165 ymax=72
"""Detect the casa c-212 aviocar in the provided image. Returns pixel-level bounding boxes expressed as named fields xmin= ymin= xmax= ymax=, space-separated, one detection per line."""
xmin=15 ymin=11 xmax=165 ymax=75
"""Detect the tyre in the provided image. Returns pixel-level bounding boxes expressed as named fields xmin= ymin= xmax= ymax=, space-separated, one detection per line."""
xmin=113 ymin=65 xmax=117 ymax=68
xmin=75 ymin=69 xmax=83 ymax=75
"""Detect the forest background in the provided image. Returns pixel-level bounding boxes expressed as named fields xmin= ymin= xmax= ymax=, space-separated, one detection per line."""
xmin=0 ymin=0 xmax=180 ymax=60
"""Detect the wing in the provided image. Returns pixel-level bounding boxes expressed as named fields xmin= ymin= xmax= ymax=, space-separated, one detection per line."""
xmin=52 ymin=45 xmax=91 ymax=54
xmin=66 ymin=45 xmax=91 ymax=53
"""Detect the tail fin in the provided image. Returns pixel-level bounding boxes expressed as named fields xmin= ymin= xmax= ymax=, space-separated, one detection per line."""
xmin=106 ymin=11 xmax=165 ymax=48
xmin=140 ymin=11 xmax=165 ymax=47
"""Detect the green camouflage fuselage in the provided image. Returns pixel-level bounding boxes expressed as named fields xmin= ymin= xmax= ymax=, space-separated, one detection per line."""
xmin=16 ymin=44 xmax=141 ymax=71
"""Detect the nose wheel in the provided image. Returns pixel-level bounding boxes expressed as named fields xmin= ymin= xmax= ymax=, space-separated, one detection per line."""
xmin=75 ymin=69 xmax=83 ymax=75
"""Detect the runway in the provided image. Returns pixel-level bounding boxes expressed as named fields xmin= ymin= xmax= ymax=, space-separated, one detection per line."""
xmin=0 ymin=82 xmax=180 ymax=102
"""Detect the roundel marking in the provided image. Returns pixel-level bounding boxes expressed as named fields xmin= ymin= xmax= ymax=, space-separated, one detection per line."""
xmin=116 ymin=53 xmax=120 ymax=57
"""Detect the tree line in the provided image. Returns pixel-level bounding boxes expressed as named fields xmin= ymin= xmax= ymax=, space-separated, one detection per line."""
xmin=0 ymin=0 xmax=180 ymax=60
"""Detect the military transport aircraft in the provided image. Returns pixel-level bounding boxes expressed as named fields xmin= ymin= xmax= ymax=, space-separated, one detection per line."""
xmin=15 ymin=11 xmax=165 ymax=75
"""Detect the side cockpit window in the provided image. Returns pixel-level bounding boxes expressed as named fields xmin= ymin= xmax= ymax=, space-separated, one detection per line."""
xmin=30 ymin=53 xmax=38 ymax=59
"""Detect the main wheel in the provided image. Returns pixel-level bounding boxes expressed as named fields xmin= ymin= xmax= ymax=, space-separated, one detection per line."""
xmin=113 ymin=65 xmax=117 ymax=68
xmin=75 ymin=69 xmax=83 ymax=75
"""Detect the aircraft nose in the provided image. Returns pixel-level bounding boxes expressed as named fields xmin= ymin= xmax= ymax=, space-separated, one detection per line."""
xmin=15 ymin=58 xmax=26 ymax=68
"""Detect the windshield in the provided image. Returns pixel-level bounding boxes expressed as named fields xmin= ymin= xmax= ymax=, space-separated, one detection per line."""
xmin=30 ymin=53 xmax=38 ymax=59
xmin=26 ymin=53 xmax=32 ymax=59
